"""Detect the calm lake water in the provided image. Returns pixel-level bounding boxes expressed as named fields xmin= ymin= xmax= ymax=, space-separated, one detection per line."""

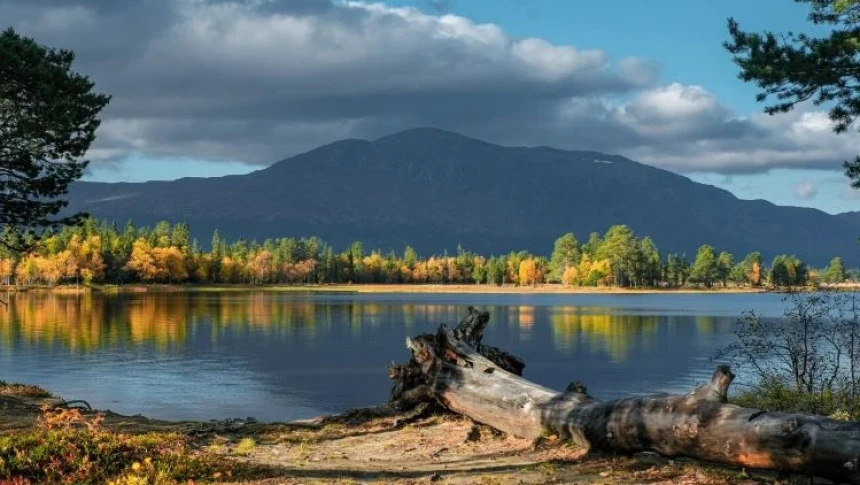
xmin=0 ymin=290 xmax=791 ymax=422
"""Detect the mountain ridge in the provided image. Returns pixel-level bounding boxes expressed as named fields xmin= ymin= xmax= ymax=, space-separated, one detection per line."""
xmin=68 ymin=127 xmax=860 ymax=266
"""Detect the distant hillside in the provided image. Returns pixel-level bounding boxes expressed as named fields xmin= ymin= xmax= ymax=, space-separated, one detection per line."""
xmin=838 ymin=211 xmax=860 ymax=229
xmin=67 ymin=128 xmax=860 ymax=266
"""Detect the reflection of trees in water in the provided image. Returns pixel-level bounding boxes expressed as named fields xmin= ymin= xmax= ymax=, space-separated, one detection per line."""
xmin=3 ymin=296 xmax=704 ymax=359
xmin=549 ymin=307 xmax=660 ymax=363
xmin=0 ymin=292 xmax=317 ymax=352
xmin=515 ymin=306 xmax=535 ymax=341
xmin=0 ymin=294 xmax=496 ymax=353
xmin=518 ymin=306 xmax=535 ymax=328
xmin=0 ymin=293 xmax=111 ymax=352
xmin=695 ymin=315 xmax=716 ymax=335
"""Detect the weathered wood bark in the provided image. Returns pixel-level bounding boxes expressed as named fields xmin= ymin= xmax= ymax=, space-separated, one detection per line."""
xmin=391 ymin=308 xmax=860 ymax=485
xmin=387 ymin=306 xmax=524 ymax=405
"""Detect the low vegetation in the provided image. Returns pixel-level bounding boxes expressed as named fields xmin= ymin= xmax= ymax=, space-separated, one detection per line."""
xmin=721 ymin=290 xmax=860 ymax=419
xmin=0 ymin=403 xmax=785 ymax=485
xmin=0 ymin=218 xmax=851 ymax=289
xmin=0 ymin=406 xmax=241 ymax=485
xmin=0 ymin=380 xmax=52 ymax=398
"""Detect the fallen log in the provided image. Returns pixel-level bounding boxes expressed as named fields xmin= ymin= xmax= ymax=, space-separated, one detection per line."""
xmin=389 ymin=307 xmax=860 ymax=485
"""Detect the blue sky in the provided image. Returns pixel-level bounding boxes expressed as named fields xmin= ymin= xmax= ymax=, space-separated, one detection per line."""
xmin=21 ymin=0 xmax=851 ymax=213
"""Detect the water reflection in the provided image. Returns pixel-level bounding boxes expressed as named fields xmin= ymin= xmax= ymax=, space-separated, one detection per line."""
xmin=0 ymin=291 xmax=760 ymax=421
xmin=550 ymin=308 xmax=659 ymax=363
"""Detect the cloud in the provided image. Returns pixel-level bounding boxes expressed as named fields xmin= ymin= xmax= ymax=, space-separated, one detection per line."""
xmin=549 ymin=84 xmax=860 ymax=174
xmin=3 ymin=0 xmax=657 ymax=164
xmin=2 ymin=0 xmax=859 ymax=175
xmin=793 ymin=180 xmax=818 ymax=200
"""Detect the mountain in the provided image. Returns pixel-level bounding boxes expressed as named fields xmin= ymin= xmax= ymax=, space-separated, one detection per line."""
xmin=67 ymin=128 xmax=860 ymax=266
xmin=838 ymin=211 xmax=860 ymax=228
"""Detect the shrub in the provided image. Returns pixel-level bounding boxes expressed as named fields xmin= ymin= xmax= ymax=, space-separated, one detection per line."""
xmin=732 ymin=377 xmax=845 ymax=417
xmin=719 ymin=289 xmax=860 ymax=418
xmin=0 ymin=406 xmax=234 ymax=484
xmin=0 ymin=380 xmax=52 ymax=398
xmin=233 ymin=437 xmax=256 ymax=456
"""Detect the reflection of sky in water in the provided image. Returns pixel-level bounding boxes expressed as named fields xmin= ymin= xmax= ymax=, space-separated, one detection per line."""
xmin=0 ymin=291 xmax=791 ymax=421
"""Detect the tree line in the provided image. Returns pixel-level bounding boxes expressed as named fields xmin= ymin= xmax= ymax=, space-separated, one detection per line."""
xmin=0 ymin=219 xmax=849 ymax=288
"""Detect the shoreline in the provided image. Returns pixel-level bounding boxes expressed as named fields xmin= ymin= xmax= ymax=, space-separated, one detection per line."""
xmin=2 ymin=282 xmax=782 ymax=295
xmin=0 ymin=384 xmax=793 ymax=484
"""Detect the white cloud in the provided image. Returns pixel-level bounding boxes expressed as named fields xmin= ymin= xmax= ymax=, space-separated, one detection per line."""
xmin=794 ymin=180 xmax=818 ymax=200
xmin=2 ymin=0 xmax=662 ymax=163
xmin=2 ymin=0 xmax=860 ymax=175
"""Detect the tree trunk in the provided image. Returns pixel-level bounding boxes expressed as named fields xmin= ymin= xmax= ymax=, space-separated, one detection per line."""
xmin=389 ymin=307 xmax=860 ymax=485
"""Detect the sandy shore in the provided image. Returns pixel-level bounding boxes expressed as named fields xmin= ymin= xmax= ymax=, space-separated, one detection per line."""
xmin=6 ymin=283 xmax=780 ymax=295
xmin=0 ymin=389 xmax=791 ymax=485
xmin=305 ymin=283 xmax=769 ymax=294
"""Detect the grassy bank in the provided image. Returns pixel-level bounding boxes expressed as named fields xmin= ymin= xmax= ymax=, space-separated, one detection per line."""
xmin=0 ymin=382 xmax=805 ymax=484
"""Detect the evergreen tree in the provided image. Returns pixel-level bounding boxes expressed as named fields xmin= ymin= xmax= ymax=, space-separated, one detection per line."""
xmin=769 ymin=254 xmax=808 ymax=287
xmin=725 ymin=0 xmax=860 ymax=188
xmin=717 ymin=251 xmax=734 ymax=287
xmin=823 ymin=256 xmax=847 ymax=283
xmin=471 ymin=262 xmax=487 ymax=284
xmin=548 ymin=233 xmax=581 ymax=283
xmin=584 ymin=232 xmax=602 ymax=258
xmin=728 ymin=263 xmax=748 ymax=286
xmin=690 ymin=245 xmax=718 ymax=287
xmin=598 ymin=225 xmax=639 ymax=287
xmin=0 ymin=29 xmax=111 ymax=251
xmin=665 ymin=253 xmax=690 ymax=287
xmin=347 ymin=241 xmax=364 ymax=282
xmin=742 ymin=252 xmax=764 ymax=286
xmin=639 ymin=237 xmax=661 ymax=287
xmin=403 ymin=246 xmax=418 ymax=269
xmin=170 ymin=223 xmax=190 ymax=251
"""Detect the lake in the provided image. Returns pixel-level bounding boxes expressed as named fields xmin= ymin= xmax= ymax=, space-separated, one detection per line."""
xmin=0 ymin=290 xmax=791 ymax=422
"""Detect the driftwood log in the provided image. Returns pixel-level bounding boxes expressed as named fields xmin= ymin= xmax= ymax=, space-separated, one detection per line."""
xmin=388 ymin=307 xmax=860 ymax=485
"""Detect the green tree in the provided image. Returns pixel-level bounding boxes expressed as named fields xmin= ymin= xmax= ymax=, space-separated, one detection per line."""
xmin=597 ymin=225 xmax=640 ymax=287
xmin=471 ymin=261 xmax=487 ymax=284
xmin=151 ymin=221 xmax=171 ymax=247
xmin=823 ymin=256 xmax=847 ymax=283
xmin=170 ymin=223 xmax=190 ymax=251
xmin=486 ymin=256 xmax=505 ymax=286
xmin=548 ymin=233 xmax=580 ymax=283
xmin=742 ymin=252 xmax=764 ymax=286
xmin=724 ymin=1 xmax=860 ymax=186
xmin=304 ymin=237 xmax=323 ymax=262
xmin=639 ymin=237 xmax=661 ymax=287
xmin=717 ymin=251 xmax=734 ymax=287
xmin=210 ymin=230 xmax=223 ymax=257
xmin=403 ymin=246 xmax=418 ymax=269
xmin=690 ymin=245 xmax=719 ymax=288
xmin=0 ymin=29 xmax=111 ymax=250
xmin=583 ymin=232 xmax=602 ymax=258
xmin=320 ymin=246 xmax=337 ymax=283
xmin=348 ymin=241 xmax=364 ymax=283
xmin=728 ymin=263 xmax=748 ymax=286
xmin=665 ymin=253 xmax=690 ymax=287
xmin=455 ymin=245 xmax=474 ymax=282
xmin=769 ymin=254 xmax=808 ymax=287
